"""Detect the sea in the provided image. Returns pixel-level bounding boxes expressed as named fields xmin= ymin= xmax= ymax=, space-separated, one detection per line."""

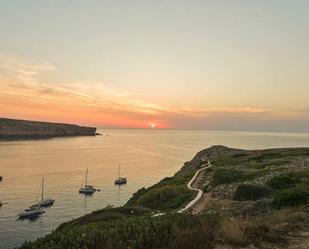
xmin=2 ymin=129 xmax=309 ymax=249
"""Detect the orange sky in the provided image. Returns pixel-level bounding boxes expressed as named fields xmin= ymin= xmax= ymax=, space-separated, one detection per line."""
xmin=1 ymin=1 xmax=309 ymax=131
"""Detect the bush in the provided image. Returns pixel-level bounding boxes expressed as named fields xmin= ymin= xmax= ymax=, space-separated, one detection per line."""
xmin=136 ymin=185 xmax=194 ymax=210
xmin=20 ymin=214 xmax=217 ymax=249
xmin=268 ymin=170 xmax=309 ymax=190
xmin=268 ymin=173 xmax=299 ymax=189
xmin=233 ymin=184 xmax=272 ymax=201
xmin=126 ymin=172 xmax=196 ymax=210
xmin=212 ymin=168 xmax=244 ymax=185
xmin=273 ymin=186 xmax=309 ymax=207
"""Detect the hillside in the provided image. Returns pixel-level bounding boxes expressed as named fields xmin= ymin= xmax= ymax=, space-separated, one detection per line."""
xmin=0 ymin=118 xmax=96 ymax=139
xmin=19 ymin=146 xmax=309 ymax=249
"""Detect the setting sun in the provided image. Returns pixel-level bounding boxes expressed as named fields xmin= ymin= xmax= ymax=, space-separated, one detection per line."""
xmin=150 ymin=123 xmax=156 ymax=128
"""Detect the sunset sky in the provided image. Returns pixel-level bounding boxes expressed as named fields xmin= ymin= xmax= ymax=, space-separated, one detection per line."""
xmin=1 ymin=1 xmax=309 ymax=131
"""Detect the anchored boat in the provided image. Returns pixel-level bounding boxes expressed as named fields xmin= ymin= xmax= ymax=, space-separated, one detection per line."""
xmin=18 ymin=207 xmax=45 ymax=219
xmin=37 ymin=177 xmax=55 ymax=207
xmin=18 ymin=177 xmax=54 ymax=219
xmin=79 ymin=168 xmax=96 ymax=194
xmin=115 ymin=162 xmax=127 ymax=185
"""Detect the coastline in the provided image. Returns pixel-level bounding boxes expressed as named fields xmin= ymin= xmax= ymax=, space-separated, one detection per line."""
xmin=15 ymin=145 xmax=309 ymax=248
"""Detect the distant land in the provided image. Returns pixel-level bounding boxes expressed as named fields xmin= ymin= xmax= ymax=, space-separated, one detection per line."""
xmin=0 ymin=118 xmax=97 ymax=140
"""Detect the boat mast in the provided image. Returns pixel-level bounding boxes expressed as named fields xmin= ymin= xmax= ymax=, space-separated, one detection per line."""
xmin=118 ymin=162 xmax=121 ymax=178
xmin=85 ymin=168 xmax=88 ymax=186
xmin=41 ymin=177 xmax=44 ymax=202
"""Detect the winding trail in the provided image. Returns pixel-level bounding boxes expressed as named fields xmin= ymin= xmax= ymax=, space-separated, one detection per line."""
xmin=177 ymin=161 xmax=212 ymax=213
xmin=151 ymin=161 xmax=211 ymax=217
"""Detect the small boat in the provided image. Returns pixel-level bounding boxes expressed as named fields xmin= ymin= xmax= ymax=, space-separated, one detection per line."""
xmin=36 ymin=177 xmax=55 ymax=207
xmin=0 ymin=201 xmax=2 ymax=207
xmin=0 ymin=176 xmax=3 ymax=181
xmin=79 ymin=168 xmax=96 ymax=194
xmin=18 ymin=177 xmax=55 ymax=219
xmin=115 ymin=162 xmax=127 ymax=185
xmin=18 ymin=207 xmax=45 ymax=219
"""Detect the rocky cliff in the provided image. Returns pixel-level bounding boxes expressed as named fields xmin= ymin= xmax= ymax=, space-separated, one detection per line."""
xmin=0 ymin=118 xmax=97 ymax=139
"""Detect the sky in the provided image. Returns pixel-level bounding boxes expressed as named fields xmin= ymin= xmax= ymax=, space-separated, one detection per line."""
xmin=1 ymin=0 xmax=309 ymax=131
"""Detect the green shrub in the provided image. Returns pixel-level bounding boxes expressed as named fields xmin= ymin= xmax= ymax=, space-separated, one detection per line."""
xmin=136 ymin=185 xmax=194 ymax=210
xmin=268 ymin=170 xmax=309 ymax=190
xmin=268 ymin=173 xmax=299 ymax=189
xmin=273 ymin=186 xmax=309 ymax=207
xmin=233 ymin=184 xmax=272 ymax=201
xmin=20 ymin=213 xmax=218 ymax=249
xmin=212 ymin=168 xmax=244 ymax=185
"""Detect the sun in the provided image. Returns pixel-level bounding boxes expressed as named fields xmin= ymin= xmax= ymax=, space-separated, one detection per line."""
xmin=150 ymin=123 xmax=156 ymax=128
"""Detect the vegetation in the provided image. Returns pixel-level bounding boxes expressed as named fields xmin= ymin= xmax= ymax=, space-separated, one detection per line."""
xmin=18 ymin=146 xmax=309 ymax=249
xmin=19 ymin=206 xmax=309 ymax=249
xmin=212 ymin=168 xmax=269 ymax=186
xmin=268 ymin=170 xmax=309 ymax=190
xmin=212 ymin=168 xmax=244 ymax=185
xmin=233 ymin=184 xmax=272 ymax=201
xmin=57 ymin=207 xmax=151 ymax=231
xmin=20 ymin=213 xmax=219 ymax=249
xmin=273 ymin=186 xmax=309 ymax=208
xmin=266 ymin=170 xmax=309 ymax=207
xmin=126 ymin=172 xmax=196 ymax=211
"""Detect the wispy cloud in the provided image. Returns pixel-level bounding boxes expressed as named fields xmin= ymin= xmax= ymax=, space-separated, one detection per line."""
xmin=1 ymin=57 xmax=308 ymax=130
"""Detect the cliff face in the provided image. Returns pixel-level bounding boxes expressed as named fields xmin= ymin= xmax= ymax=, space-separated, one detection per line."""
xmin=0 ymin=118 xmax=97 ymax=139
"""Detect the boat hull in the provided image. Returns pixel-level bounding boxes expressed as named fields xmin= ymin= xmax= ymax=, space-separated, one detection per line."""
xmin=39 ymin=199 xmax=55 ymax=207
xmin=18 ymin=209 xmax=45 ymax=219
xmin=79 ymin=188 xmax=96 ymax=194
xmin=115 ymin=178 xmax=127 ymax=185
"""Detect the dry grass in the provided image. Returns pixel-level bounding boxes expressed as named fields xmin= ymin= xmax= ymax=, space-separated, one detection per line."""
xmin=221 ymin=218 xmax=248 ymax=246
xmin=219 ymin=207 xmax=309 ymax=247
xmin=169 ymin=223 xmax=214 ymax=249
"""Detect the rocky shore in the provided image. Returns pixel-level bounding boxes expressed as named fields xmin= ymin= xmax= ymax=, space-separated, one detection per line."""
xmin=0 ymin=118 xmax=97 ymax=139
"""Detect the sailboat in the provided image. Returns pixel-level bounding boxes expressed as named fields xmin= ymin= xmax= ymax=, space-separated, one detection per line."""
xmin=18 ymin=206 xmax=45 ymax=219
xmin=27 ymin=177 xmax=55 ymax=209
xmin=79 ymin=168 xmax=96 ymax=194
xmin=114 ymin=162 xmax=127 ymax=185
xmin=37 ymin=177 xmax=55 ymax=207
xmin=18 ymin=177 xmax=54 ymax=219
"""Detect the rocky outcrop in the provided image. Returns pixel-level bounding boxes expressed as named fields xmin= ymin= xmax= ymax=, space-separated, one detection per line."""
xmin=0 ymin=118 xmax=97 ymax=139
xmin=177 ymin=145 xmax=249 ymax=176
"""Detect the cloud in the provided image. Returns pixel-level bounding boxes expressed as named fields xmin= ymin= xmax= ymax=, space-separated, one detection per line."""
xmin=1 ymin=56 xmax=309 ymax=131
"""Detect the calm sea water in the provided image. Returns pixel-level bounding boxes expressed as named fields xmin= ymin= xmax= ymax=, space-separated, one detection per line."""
xmin=2 ymin=129 xmax=309 ymax=248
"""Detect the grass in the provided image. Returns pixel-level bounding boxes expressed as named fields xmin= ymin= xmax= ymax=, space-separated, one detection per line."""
xmin=20 ymin=206 xmax=309 ymax=249
xmin=56 ymin=207 xmax=151 ymax=232
xmin=126 ymin=170 xmax=196 ymax=211
xmin=221 ymin=207 xmax=309 ymax=246
xmin=134 ymin=185 xmax=194 ymax=210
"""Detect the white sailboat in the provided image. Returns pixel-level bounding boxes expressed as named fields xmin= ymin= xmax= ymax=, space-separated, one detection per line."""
xmin=115 ymin=162 xmax=127 ymax=185
xmin=18 ymin=207 xmax=45 ymax=219
xmin=18 ymin=177 xmax=54 ymax=219
xmin=37 ymin=177 xmax=55 ymax=207
xmin=79 ymin=168 xmax=96 ymax=194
